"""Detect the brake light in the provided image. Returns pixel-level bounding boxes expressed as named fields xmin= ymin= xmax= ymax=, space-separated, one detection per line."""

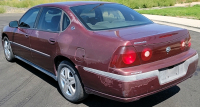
xmin=122 ymin=50 xmax=136 ymax=64
xmin=110 ymin=46 xmax=140 ymax=68
xmin=159 ymin=34 xmax=173 ymax=38
xmin=181 ymin=41 xmax=186 ymax=50
xmin=141 ymin=48 xmax=152 ymax=61
xmin=181 ymin=41 xmax=186 ymax=47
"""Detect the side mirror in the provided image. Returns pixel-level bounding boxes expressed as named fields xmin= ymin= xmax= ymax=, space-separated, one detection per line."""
xmin=9 ymin=21 xmax=18 ymax=28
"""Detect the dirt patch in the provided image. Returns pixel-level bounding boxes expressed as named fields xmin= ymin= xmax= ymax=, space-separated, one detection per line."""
xmin=135 ymin=2 xmax=200 ymax=10
xmin=0 ymin=5 xmax=28 ymax=13
xmin=175 ymin=2 xmax=200 ymax=7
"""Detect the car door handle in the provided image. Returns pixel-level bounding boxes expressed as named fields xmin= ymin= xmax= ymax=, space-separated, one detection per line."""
xmin=49 ymin=38 xmax=56 ymax=44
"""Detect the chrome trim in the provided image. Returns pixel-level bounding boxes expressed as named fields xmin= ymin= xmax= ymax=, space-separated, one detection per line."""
xmin=83 ymin=67 xmax=139 ymax=82
xmin=11 ymin=41 xmax=50 ymax=57
xmin=12 ymin=41 xmax=29 ymax=49
xmin=60 ymin=11 xmax=64 ymax=31
xmin=166 ymin=47 xmax=171 ymax=53
xmin=15 ymin=55 xmax=57 ymax=81
xmin=83 ymin=53 xmax=198 ymax=84
xmin=31 ymin=48 xmax=50 ymax=57
xmin=134 ymin=41 xmax=147 ymax=45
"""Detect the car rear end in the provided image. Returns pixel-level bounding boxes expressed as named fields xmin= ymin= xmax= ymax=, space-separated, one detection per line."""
xmin=107 ymin=48 xmax=197 ymax=102
xmin=84 ymin=25 xmax=198 ymax=102
xmin=70 ymin=3 xmax=198 ymax=102
xmin=95 ymin=28 xmax=197 ymax=102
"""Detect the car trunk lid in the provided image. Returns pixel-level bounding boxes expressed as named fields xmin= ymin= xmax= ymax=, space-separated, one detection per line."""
xmin=118 ymin=24 xmax=190 ymax=64
xmin=94 ymin=24 xmax=191 ymax=65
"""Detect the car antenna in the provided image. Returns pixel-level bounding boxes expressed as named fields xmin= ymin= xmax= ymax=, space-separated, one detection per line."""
xmin=91 ymin=3 xmax=104 ymax=11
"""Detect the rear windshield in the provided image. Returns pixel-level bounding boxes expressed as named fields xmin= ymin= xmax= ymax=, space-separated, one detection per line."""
xmin=70 ymin=3 xmax=153 ymax=31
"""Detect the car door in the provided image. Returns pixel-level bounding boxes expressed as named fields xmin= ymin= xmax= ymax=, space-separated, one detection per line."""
xmin=12 ymin=8 xmax=41 ymax=62
xmin=30 ymin=7 xmax=62 ymax=73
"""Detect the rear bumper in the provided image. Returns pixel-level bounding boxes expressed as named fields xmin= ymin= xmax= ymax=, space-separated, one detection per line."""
xmin=81 ymin=49 xmax=198 ymax=102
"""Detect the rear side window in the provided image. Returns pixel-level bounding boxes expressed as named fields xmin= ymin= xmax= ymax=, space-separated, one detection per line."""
xmin=37 ymin=7 xmax=62 ymax=32
xmin=19 ymin=8 xmax=40 ymax=28
xmin=62 ymin=13 xmax=70 ymax=31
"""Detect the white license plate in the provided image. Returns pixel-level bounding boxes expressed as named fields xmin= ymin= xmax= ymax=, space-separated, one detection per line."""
xmin=159 ymin=64 xmax=182 ymax=84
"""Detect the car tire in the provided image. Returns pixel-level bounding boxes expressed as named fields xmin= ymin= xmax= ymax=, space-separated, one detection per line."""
xmin=3 ymin=37 xmax=15 ymax=62
xmin=58 ymin=61 xmax=88 ymax=103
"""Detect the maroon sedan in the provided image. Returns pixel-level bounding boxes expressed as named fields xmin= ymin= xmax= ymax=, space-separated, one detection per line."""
xmin=1 ymin=1 xmax=198 ymax=103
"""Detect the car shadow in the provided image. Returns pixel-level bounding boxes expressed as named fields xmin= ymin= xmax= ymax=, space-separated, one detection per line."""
xmin=15 ymin=59 xmax=180 ymax=107
xmin=15 ymin=59 xmax=60 ymax=90
xmin=82 ymin=86 xmax=180 ymax=107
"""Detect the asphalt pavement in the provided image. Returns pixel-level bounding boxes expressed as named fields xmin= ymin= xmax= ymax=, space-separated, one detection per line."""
xmin=0 ymin=13 xmax=200 ymax=107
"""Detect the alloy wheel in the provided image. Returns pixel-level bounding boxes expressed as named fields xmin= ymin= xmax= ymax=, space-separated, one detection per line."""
xmin=60 ymin=67 xmax=76 ymax=96
xmin=4 ymin=40 xmax=11 ymax=59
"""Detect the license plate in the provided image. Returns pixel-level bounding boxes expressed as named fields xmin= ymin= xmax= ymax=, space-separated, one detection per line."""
xmin=159 ymin=64 xmax=181 ymax=84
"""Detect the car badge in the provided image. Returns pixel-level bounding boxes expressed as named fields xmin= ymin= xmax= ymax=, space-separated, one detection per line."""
xmin=71 ymin=26 xmax=75 ymax=30
xmin=166 ymin=47 xmax=171 ymax=53
xmin=134 ymin=41 xmax=147 ymax=45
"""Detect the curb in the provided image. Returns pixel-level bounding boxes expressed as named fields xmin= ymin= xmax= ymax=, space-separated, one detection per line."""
xmin=151 ymin=19 xmax=200 ymax=30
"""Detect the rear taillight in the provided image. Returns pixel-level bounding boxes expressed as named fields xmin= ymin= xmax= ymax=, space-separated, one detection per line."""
xmin=188 ymin=42 xmax=191 ymax=47
xmin=181 ymin=41 xmax=186 ymax=50
xmin=122 ymin=50 xmax=136 ymax=64
xmin=110 ymin=46 xmax=140 ymax=68
xmin=183 ymin=33 xmax=191 ymax=50
xmin=187 ymin=37 xmax=191 ymax=48
xmin=141 ymin=48 xmax=152 ymax=61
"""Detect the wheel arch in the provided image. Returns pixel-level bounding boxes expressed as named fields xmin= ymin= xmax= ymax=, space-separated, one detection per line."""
xmin=54 ymin=55 xmax=86 ymax=87
xmin=54 ymin=55 xmax=76 ymax=71
xmin=2 ymin=33 xmax=8 ymax=40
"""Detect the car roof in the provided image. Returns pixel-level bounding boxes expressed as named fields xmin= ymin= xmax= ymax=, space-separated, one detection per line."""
xmin=35 ymin=1 xmax=113 ymax=8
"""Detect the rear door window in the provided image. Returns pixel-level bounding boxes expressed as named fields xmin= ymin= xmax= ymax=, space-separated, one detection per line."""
xmin=62 ymin=13 xmax=70 ymax=31
xmin=37 ymin=7 xmax=62 ymax=32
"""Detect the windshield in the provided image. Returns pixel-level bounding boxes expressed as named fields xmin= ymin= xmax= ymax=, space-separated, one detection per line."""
xmin=70 ymin=3 xmax=153 ymax=31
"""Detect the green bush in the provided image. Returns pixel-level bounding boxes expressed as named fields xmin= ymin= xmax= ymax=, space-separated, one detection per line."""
xmin=0 ymin=7 xmax=5 ymax=14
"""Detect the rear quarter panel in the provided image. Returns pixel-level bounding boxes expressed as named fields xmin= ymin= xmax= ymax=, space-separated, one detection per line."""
xmin=56 ymin=7 xmax=129 ymax=88
xmin=57 ymin=7 xmax=128 ymax=72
